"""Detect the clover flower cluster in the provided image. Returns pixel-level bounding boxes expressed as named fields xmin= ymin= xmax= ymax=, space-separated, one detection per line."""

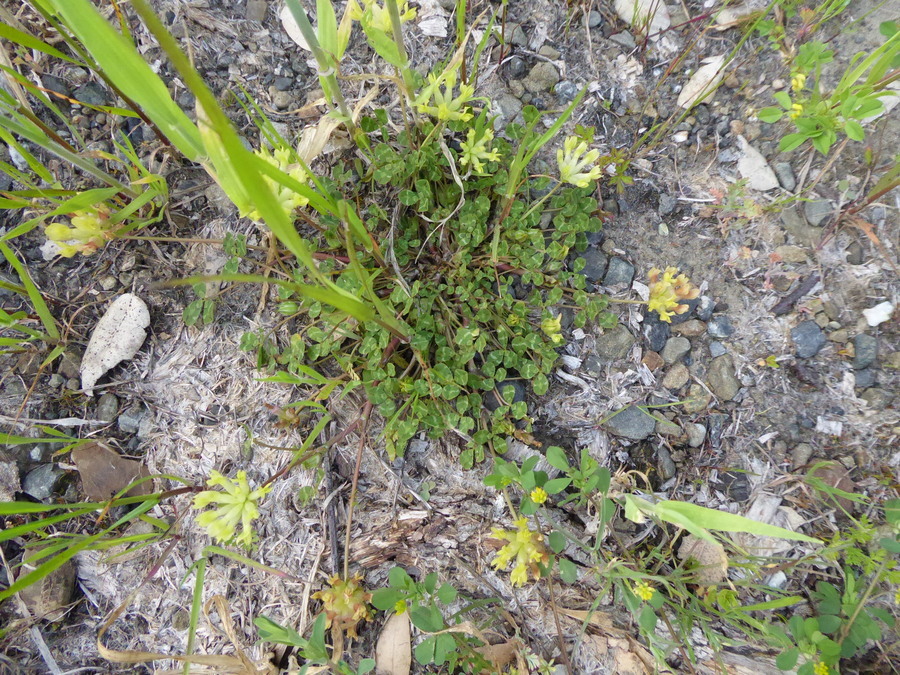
xmin=557 ymin=136 xmax=603 ymax=188
xmin=647 ymin=266 xmax=699 ymax=323
xmin=192 ymin=470 xmax=271 ymax=548
xmin=245 ymin=146 xmax=310 ymax=221
xmin=349 ymin=0 xmax=416 ymax=34
xmin=459 ymin=127 xmax=501 ymax=173
xmin=415 ymin=70 xmax=475 ymax=122
xmin=490 ymin=517 xmax=550 ymax=587
xmin=312 ymin=574 xmax=373 ymax=637
xmin=44 ymin=208 xmax=111 ymax=257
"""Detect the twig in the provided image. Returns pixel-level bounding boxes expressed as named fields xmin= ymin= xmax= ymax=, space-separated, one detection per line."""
xmin=343 ymin=401 xmax=373 ymax=579
xmin=770 ymin=273 xmax=820 ymax=316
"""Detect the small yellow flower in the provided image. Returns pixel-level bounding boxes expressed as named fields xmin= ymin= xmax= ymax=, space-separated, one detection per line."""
xmin=647 ymin=267 xmax=699 ymax=323
xmin=491 ymin=517 xmax=550 ymax=587
xmin=44 ymin=208 xmax=110 ymax=257
xmin=350 ymin=0 xmax=416 ymax=33
xmin=245 ymin=146 xmax=310 ymax=221
xmin=791 ymin=72 xmax=806 ymax=92
xmin=415 ymin=70 xmax=474 ymax=122
xmin=789 ymin=103 xmax=804 ymax=120
xmin=313 ymin=574 xmax=373 ymax=637
xmin=540 ymin=313 xmax=563 ymax=344
xmin=557 ymin=136 xmax=602 ymax=188
xmin=530 ymin=487 xmax=549 ymax=504
xmin=459 ymin=128 xmax=501 ymax=173
xmin=394 ymin=599 xmax=409 ymax=614
xmin=813 ymin=661 xmax=829 ymax=675
xmin=193 ymin=470 xmax=271 ymax=548
xmin=633 ymin=580 xmax=654 ymax=602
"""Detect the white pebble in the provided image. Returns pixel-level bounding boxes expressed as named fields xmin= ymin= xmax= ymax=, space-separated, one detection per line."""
xmin=862 ymin=301 xmax=894 ymax=327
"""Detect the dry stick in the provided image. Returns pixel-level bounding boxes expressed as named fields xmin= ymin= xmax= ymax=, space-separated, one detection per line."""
xmin=546 ymin=572 xmax=574 ymax=675
xmin=343 ymin=401 xmax=373 ymax=580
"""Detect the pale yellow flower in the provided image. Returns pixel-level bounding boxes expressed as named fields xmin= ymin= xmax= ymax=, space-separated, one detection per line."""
xmin=633 ymin=580 xmax=654 ymax=602
xmin=557 ymin=136 xmax=602 ymax=188
xmin=350 ymin=0 xmax=416 ymax=33
xmin=415 ymin=70 xmax=474 ymax=122
xmin=541 ymin=313 xmax=563 ymax=344
xmin=791 ymin=72 xmax=806 ymax=92
xmin=813 ymin=662 xmax=829 ymax=675
xmin=789 ymin=103 xmax=804 ymax=120
xmin=647 ymin=267 xmax=699 ymax=323
xmin=193 ymin=470 xmax=271 ymax=548
xmin=530 ymin=487 xmax=549 ymax=504
xmin=459 ymin=128 xmax=501 ymax=173
xmin=44 ymin=208 xmax=110 ymax=257
xmin=491 ymin=517 xmax=549 ymax=587
xmin=313 ymin=574 xmax=373 ymax=637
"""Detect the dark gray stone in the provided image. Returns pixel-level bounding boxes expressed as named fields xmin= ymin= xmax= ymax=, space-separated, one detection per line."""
xmin=555 ymin=80 xmax=578 ymax=102
xmin=486 ymin=380 xmax=526 ymax=411
xmin=118 ymin=405 xmax=146 ymax=434
xmin=707 ymin=315 xmax=734 ymax=339
xmin=804 ymin=199 xmax=833 ymax=227
xmin=595 ymin=325 xmax=636 ymax=361
xmin=42 ymin=75 xmax=71 ymax=99
xmin=657 ymin=447 xmax=676 ymax=480
xmin=661 ymin=337 xmax=690 ymax=365
xmin=716 ymin=471 xmax=751 ymax=502
xmin=96 ymin=393 xmax=119 ymax=423
xmin=604 ymin=405 xmax=656 ymax=440
xmin=274 ymin=77 xmax=294 ymax=91
xmin=791 ymin=320 xmax=826 ymax=358
xmin=74 ymin=82 xmax=109 ymax=107
xmin=852 ymin=334 xmax=877 ymax=370
xmin=860 ymin=388 xmax=893 ymax=410
xmin=709 ymin=341 xmax=727 ymax=357
xmin=609 ymin=32 xmax=636 ymax=50
xmin=853 ymin=368 xmax=876 ymax=389
xmin=643 ymin=313 xmax=670 ymax=352
xmin=573 ymin=249 xmax=608 ymax=283
xmin=774 ymin=162 xmax=796 ymax=191
xmin=23 ymin=464 xmax=65 ymax=501
xmin=658 ymin=193 xmax=677 ymax=216
xmin=707 ymin=413 xmax=728 ymax=447
xmin=603 ymin=257 xmax=635 ymax=287
xmin=846 ymin=241 xmax=864 ymax=265
xmin=780 ymin=204 xmax=807 ymax=229
xmin=582 ymin=354 xmax=604 ymax=378
xmin=669 ymin=297 xmax=701 ymax=325
xmin=504 ymin=56 xmax=526 ymax=80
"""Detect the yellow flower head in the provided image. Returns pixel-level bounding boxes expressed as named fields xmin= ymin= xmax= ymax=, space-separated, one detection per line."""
xmin=44 ymin=208 xmax=110 ymax=257
xmin=245 ymin=146 xmax=310 ymax=221
xmin=415 ymin=70 xmax=475 ymax=122
xmin=459 ymin=127 xmax=501 ymax=173
xmin=647 ymin=266 xmax=699 ymax=323
xmin=491 ymin=517 xmax=549 ymax=586
xmin=791 ymin=72 xmax=806 ymax=92
xmin=540 ymin=313 xmax=563 ymax=344
xmin=350 ymin=0 xmax=416 ymax=33
xmin=789 ymin=103 xmax=804 ymax=120
xmin=557 ymin=136 xmax=602 ymax=188
xmin=633 ymin=580 xmax=654 ymax=602
xmin=813 ymin=661 xmax=829 ymax=675
xmin=193 ymin=470 xmax=272 ymax=548
xmin=312 ymin=574 xmax=373 ymax=637
xmin=530 ymin=487 xmax=549 ymax=504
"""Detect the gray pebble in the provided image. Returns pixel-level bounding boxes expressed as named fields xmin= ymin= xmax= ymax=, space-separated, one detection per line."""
xmin=845 ymin=241 xmax=864 ymax=265
xmin=74 ymin=82 xmax=109 ymax=107
xmin=23 ymin=464 xmax=65 ymax=501
xmin=609 ymin=32 xmax=636 ymax=50
xmin=509 ymin=25 xmax=528 ymax=47
xmin=48 ymin=373 xmax=65 ymax=388
xmin=657 ymin=447 xmax=677 ymax=480
xmin=774 ymin=162 xmax=796 ymax=191
xmin=523 ymin=62 xmax=560 ymax=93
xmin=504 ymin=56 xmax=526 ymax=80
xmin=661 ymin=337 xmax=691 ymax=365
xmin=658 ymin=193 xmax=677 ymax=216
xmin=588 ymin=9 xmax=603 ymax=28
xmin=118 ymin=405 xmax=146 ymax=434
xmin=860 ymin=388 xmax=893 ymax=410
xmin=595 ymin=324 xmax=636 ymax=361
xmin=42 ymin=75 xmax=71 ymax=99
xmin=791 ymin=442 xmax=814 ymax=468
xmin=573 ymin=248 xmax=608 ymax=283
xmin=707 ymin=354 xmax=740 ymax=400
xmin=709 ymin=341 xmax=727 ymax=357
xmin=695 ymin=296 xmax=715 ymax=321
xmin=707 ymin=315 xmax=734 ymax=339
xmin=853 ymin=368 xmax=876 ymax=389
xmin=780 ymin=204 xmax=807 ymax=229
xmin=643 ymin=313 xmax=671 ymax=352
xmin=582 ymin=354 xmax=604 ymax=378
xmin=662 ymin=363 xmax=690 ymax=390
xmin=791 ymin=320 xmax=826 ymax=359
xmin=686 ymin=423 xmax=707 ymax=448
xmin=272 ymin=90 xmax=292 ymax=110
xmin=718 ymin=148 xmax=740 ymax=163
xmin=96 ymin=393 xmax=119 ymax=423
xmin=604 ymin=405 xmax=656 ymax=440
xmin=603 ymin=257 xmax=635 ymax=287
xmin=58 ymin=352 xmax=81 ymax=379
xmin=804 ymin=199 xmax=833 ymax=227
xmin=274 ymin=76 xmax=294 ymax=91
xmin=852 ymin=334 xmax=877 ymax=370
xmin=555 ymin=80 xmax=578 ymax=102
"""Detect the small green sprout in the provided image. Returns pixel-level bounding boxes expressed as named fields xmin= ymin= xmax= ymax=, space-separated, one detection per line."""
xmin=193 ymin=470 xmax=271 ymax=548
xmin=557 ymin=136 xmax=603 ymax=188
xmin=490 ymin=517 xmax=549 ymax=587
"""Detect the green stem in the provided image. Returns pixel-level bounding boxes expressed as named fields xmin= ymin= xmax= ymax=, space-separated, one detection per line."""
xmin=385 ymin=0 xmax=416 ymax=97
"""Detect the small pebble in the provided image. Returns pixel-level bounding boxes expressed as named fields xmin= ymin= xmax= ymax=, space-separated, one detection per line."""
xmin=683 ymin=384 xmax=712 ymax=413
xmin=774 ymin=162 xmax=796 ymax=191
xmin=48 ymin=374 xmax=65 ymax=388
xmin=707 ymin=354 xmax=740 ymax=401
xmin=803 ymin=199 xmax=833 ymax=227
xmin=852 ymin=334 xmax=877 ymax=370
xmin=671 ymin=319 xmax=706 ymax=337
xmin=605 ymin=405 xmax=656 ymax=440
xmin=245 ymin=0 xmax=267 ymax=21
xmin=860 ymin=388 xmax=893 ymax=410
xmin=643 ymin=313 xmax=671 ymax=352
xmin=854 ymin=368 xmax=876 ymax=389
xmin=695 ymin=296 xmax=715 ymax=321
xmin=588 ymin=10 xmax=603 ymax=28
xmin=709 ymin=341 xmax=727 ymax=357
xmin=706 ymin=316 xmax=734 ymax=339
xmin=661 ymin=337 xmax=691 ymax=365
xmin=603 ymin=257 xmax=635 ymax=287
xmin=791 ymin=320 xmax=826 ymax=359
xmin=274 ymin=76 xmax=294 ymax=91
xmin=96 ymin=393 xmax=119 ymax=423
xmin=662 ymin=363 xmax=690 ymax=390
xmin=657 ymin=447 xmax=677 ymax=480
xmin=642 ymin=351 xmax=664 ymax=371
xmin=686 ymin=423 xmax=707 ymax=448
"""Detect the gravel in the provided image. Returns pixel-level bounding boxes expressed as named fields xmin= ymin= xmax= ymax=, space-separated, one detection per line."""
xmin=773 ymin=162 xmax=796 ymax=191
xmin=573 ymin=248 xmax=609 ymax=283
xmin=595 ymin=324 xmax=636 ymax=361
xmin=803 ymin=199 xmax=833 ymax=227
xmin=96 ymin=393 xmax=119 ymax=423
xmin=118 ymin=405 xmax=147 ymax=434
xmin=523 ymin=62 xmax=560 ymax=93
xmin=23 ymin=464 xmax=65 ymax=501
xmin=791 ymin=320 xmax=826 ymax=358
xmin=852 ymin=334 xmax=877 ymax=370
xmin=603 ymin=257 xmax=635 ymax=287
xmin=604 ymin=405 xmax=656 ymax=440
xmin=707 ymin=354 xmax=740 ymax=400
xmin=709 ymin=341 xmax=727 ymax=357
xmin=661 ymin=337 xmax=691 ymax=365
xmin=686 ymin=423 xmax=707 ymax=448
xmin=706 ymin=315 xmax=734 ymax=339
xmin=662 ymin=363 xmax=690 ymax=390
xmin=643 ymin=313 xmax=671 ymax=352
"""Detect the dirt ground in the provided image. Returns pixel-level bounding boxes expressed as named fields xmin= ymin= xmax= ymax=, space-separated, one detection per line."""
xmin=1 ymin=0 xmax=898 ymax=672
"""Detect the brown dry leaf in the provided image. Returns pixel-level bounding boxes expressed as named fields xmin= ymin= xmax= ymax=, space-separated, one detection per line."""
xmin=677 ymin=534 xmax=728 ymax=585
xmin=71 ymin=441 xmax=152 ymax=501
xmin=18 ymin=544 xmax=76 ymax=622
xmin=807 ymin=459 xmax=856 ymax=512
xmin=375 ymin=612 xmax=411 ymax=675
xmin=473 ymin=639 xmax=522 ymax=672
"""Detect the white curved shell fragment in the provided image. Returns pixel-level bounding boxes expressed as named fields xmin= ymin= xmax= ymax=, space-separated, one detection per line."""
xmin=678 ymin=55 xmax=727 ymax=109
xmin=80 ymin=293 xmax=150 ymax=396
xmin=614 ymin=0 xmax=671 ymax=38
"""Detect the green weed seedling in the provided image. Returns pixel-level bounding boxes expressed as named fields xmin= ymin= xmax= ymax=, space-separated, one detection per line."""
xmin=182 ymin=232 xmax=247 ymax=326
xmin=255 ymin=613 xmax=375 ymax=675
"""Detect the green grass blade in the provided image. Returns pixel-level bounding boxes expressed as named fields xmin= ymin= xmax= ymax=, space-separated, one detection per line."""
xmin=0 ymin=241 xmax=58 ymax=341
xmin=184 ymin=558 xmax=206 ymax=675
xmin=0 ymin=21 xmax=81 ymax=64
